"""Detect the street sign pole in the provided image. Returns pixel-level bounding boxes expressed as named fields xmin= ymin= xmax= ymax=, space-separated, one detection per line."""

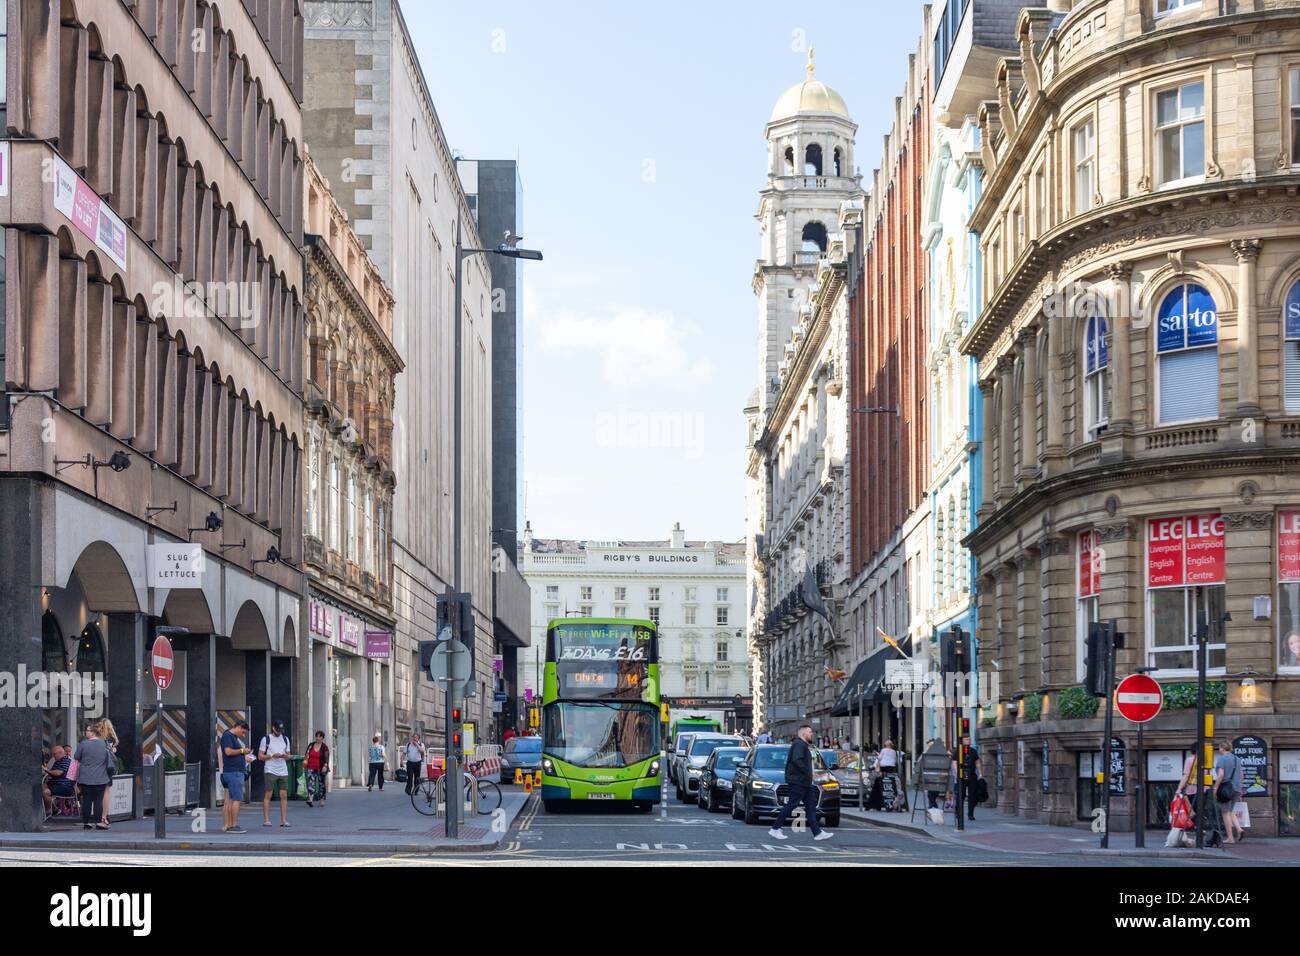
xmin=155 ymin=681 xmax=165 ymax=839
xmin=1099 ymin=620 xmax=1117 ymax=850
xmin=953 ymin=626 xmax=966 ymax=833
xmin=1115 ymin=670 xmax=1163 ymax=849
xmin=149 ymin=634 xmax=175 ymax=840
xmin=1194 ymin=605 xmax=1209 ymax=850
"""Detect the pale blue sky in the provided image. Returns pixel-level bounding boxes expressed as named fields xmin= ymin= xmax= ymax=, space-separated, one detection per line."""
xmin=404 ymin=1 xmax=927 ymax=542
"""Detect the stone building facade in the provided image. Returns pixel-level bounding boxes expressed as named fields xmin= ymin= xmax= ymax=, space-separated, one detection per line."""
xmin=303 ymin=0 xmax=498 ymax=747
xmin=962 ymin=0 xmax=1300 ymax=835
xmin=1 ymin=0 xmax=307 ymax=828
xmin=746 ymin=53 xmax=863 ymax=737
xmin=300 ymin=152 xmax=401 ymax=784
xmin=838 ymin=13 xmax=935 ymax=759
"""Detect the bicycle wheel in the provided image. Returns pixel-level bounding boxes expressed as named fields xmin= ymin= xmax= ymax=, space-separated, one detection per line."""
xmin=473 ymin=778 xmax=502 ymax=814
xmin=411 ymin=777 xmax=439 ymax=816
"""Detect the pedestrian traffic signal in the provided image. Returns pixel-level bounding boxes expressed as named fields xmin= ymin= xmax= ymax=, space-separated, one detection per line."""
xmin=941 ymin=626 xmax=968 ymax=675
xmin=1085 ymin=623 xmax=1106 ymax=697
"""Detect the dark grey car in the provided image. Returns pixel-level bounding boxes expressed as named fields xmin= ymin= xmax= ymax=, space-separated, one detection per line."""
xmin=500 ymin=736 xmax=543 ymax=782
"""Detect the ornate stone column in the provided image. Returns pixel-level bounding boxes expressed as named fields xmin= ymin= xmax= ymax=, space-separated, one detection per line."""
xmin=1105 ymin=261 xmax=1134 ymax=429
xmin=1019 ymin=327 xmax=1039 ymax=479
xmin=979 ymin=377 xmax=997 ymax=518
xmin=998 ymin=354 xmax=1017 ymax=499
xmin=1231 ymin=238 xmax=1263 ymax=416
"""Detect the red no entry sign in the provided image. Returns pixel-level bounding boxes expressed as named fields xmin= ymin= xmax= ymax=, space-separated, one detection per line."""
xmin=151 ymin=635 xmax=175 ymax=691
xmin=1115 ymin=673 xmax=1162 ymax=723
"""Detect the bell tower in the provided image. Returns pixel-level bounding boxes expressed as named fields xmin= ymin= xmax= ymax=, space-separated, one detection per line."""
xmin=754 ymin=48 xmax=861 ymax=413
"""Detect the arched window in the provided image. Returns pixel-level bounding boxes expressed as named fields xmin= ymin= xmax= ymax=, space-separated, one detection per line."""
xmin=800 ymin=221 xmax=827 ymax=254
xmin=783 ymin=146 xmax=794 ymax=175
xmin=1083 ymin=312 xmax=1110 ymax=440
xmin=1156 ymin=283 xmax=1219 ymax=424
xmin=1285 ymin=279 xmax=1300 ymax=413
xmin=76 ymin=624 xmax=106 ymax=677
xmin=833 ymin=147 xmax=843 ymax=177
xmin=804 ymin=143 xmax=823 ymax=176
xmin=42 ymin=612 xmax=67 ymax=673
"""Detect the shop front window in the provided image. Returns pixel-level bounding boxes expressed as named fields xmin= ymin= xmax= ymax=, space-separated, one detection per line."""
xmin=1280 ymin=509 xmax=1300 ymax=670
xmin=1281 ymin=750 xmax=1300 ymax=836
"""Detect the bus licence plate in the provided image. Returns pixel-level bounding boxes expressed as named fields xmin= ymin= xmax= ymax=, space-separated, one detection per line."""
xmin=587 ymin=792 xmax=615 ymax=800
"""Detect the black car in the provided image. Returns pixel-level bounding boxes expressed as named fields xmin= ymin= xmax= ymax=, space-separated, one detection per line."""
xmin=697 ymin=746 xmax=747 ymax=812
xmin=731 ymin=744 xmax=841 ymax=827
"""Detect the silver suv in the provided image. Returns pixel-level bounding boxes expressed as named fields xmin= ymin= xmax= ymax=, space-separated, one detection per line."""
xmin=675 ymin=734 xmax=747 ymax=802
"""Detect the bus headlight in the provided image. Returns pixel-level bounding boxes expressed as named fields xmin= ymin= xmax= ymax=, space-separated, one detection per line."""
xmin=648 ymin=759 xmax=660 ymax=777
xmin=541 ymin=757 xmax=558 ymax=777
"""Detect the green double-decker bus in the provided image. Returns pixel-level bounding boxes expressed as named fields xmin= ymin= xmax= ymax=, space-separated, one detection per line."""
xmin=540 ymin=618 xmax=662 ymax=812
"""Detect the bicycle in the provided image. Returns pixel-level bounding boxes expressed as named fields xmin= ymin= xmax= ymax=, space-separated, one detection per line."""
xmin=409 ymin=767 xmax=502 ymax=816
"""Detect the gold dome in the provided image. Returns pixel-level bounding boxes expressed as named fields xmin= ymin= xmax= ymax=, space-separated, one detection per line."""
xmin=770 ymin=47 xmax=850 ymax=122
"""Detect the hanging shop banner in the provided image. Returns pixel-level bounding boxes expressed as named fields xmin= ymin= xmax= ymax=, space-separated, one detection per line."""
xmin=1279 ymin=510 xmax=1300 ymax=583
xmin=1147 ymin=514 xmax=1224 ymax=588
xmin=1232 ymin=735 xmax=1268 ymax=797
xmin=1078 ymin=530 xmax=1101 ymax=597
xmin=52 ymin=156 xmax=128 ymax=270
xmin=339 ymin=616 xmax=361 ymax=649
xmin=147 ymin=543 xmax=205 ymax=587
xmin=309 ymin=601 xmax=335 ymax=641
xmin=364 ymin=630 xmax=391 ymax=661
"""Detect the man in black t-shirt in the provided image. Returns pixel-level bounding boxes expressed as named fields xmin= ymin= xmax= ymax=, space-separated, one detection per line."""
xmin=962 ymin=738 xmax=983 ymax=820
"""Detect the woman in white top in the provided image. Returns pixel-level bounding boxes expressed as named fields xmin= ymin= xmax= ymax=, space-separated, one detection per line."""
xmin=878 ymin=740 xmax=899 ymax=774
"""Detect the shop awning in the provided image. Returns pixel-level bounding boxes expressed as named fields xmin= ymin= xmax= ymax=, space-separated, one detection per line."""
xmin=830 ymin=637 xmax=912 ymax=717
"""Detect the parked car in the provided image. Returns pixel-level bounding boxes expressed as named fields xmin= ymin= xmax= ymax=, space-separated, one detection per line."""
xmin=822 ymin=750 xmax=867 ymax=804
xmin=676 ymin=734 xmax=746 ymax=802
xmin=731 ymin=744 xmax=840 ymax=827
xmin=500 ymin=735 xmax=543 ymax=783
xmin=697 ymin=746 xmax=747 ymax=812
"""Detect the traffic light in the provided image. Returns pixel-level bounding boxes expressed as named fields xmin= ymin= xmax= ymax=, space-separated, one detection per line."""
xmin=418 ymin=640 xmax=438 ymax=680
xmin=436 ymin=591 xmax=476 ymax=695
xmin=941 ymin=626 xmax=968 ymax=675
xmin=1084 ymin=623 xmax=1106 ymax=697
xmin=451 ymin=705 xmax=463 ymax=756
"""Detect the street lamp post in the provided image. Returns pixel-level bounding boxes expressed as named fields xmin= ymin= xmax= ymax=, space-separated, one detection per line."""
xmin=449 ymin=221 xmax=541 ymax=839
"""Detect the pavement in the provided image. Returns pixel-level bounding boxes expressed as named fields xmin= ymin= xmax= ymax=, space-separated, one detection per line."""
xmin=0 ymin=779 xmax=529 ymax=855
xmin=841 ymin=805 xmax=1300 ymax=862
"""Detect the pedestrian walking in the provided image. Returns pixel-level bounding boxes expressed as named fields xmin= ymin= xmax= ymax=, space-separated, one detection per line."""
xmin=219 ymin=720 xmax=251 ymax=833
xmin=258 ymin=721 xmax=292 ymax=827
xmin=403 ymin=733 xmax=426 ymax=795
xmin=961 ymin=735 xmax=983 ymax=820
xmin=755 ymin=726 xmax=773 ymax=745
xmin=72 ymin=723 xmax=115 ymax=831
xmin=94 ymin=718 xmax=120 ymax=826
xmin=767 ymin=724 xmax=833 ymax=842
xmin=304 ymin=731 xmax=330 ymax=807
xmin=1214 ymin=740 xmax=1245 ymax=844
xmin=367 ymin=734 xmax=386 ymax=791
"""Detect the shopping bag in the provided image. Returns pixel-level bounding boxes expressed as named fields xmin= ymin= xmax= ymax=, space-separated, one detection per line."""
xmin=1233 ymin=800 xmax=1250 ymax=829
xmin=926 ymin=807 xmax=944 ymax=825
xmin=1169 ymin=793 xmax=1194 ymax=830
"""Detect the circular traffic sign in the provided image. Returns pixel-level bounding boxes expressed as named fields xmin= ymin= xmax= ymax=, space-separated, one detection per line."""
xmin=1115 ymin=673 xmax=1162 ymax=723
xmin=151 ymin=635 xmax=175 ymax=690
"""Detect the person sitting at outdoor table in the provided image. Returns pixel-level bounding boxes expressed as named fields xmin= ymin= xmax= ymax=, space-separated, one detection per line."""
xmin=42 ymin=745 xmax=76 ymax=814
